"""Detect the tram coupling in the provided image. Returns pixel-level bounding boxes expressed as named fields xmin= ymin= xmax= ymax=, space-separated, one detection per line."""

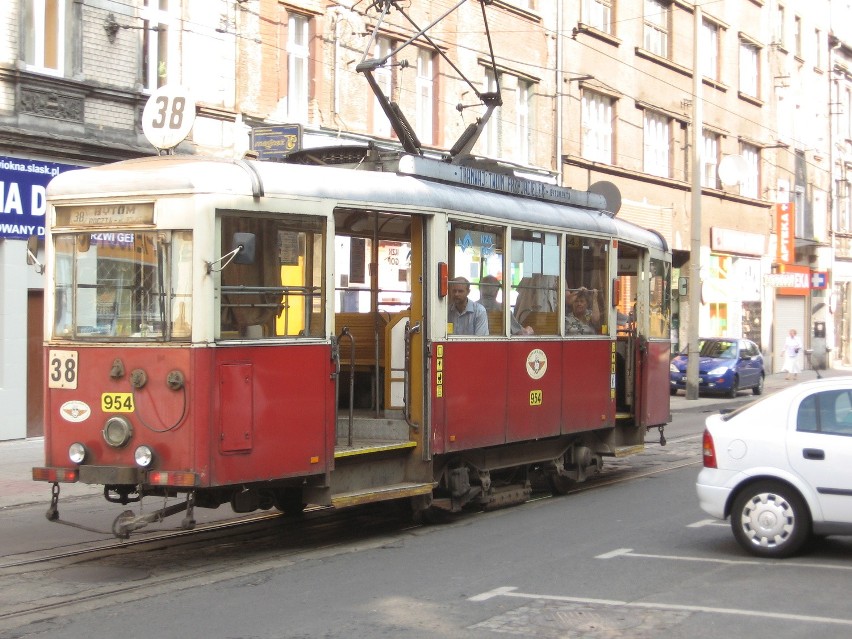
xmin=111 ymin=491 xmax=197 ymax=539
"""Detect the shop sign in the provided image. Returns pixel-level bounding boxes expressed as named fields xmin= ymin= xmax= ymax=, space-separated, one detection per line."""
xmin=775 ymin=203 xmax=795 ymax=265
xmin=1 ymin=156 xmax=84 ymax=239
xmin=764 ymin=264 xmax=810 ymax=296
xmin=251 ymin=125 xmax=301 ymax=159
xmin=710 ymin=227 xmax=765 ymax=256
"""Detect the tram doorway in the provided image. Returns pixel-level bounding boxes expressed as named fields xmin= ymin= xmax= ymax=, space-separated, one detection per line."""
xmin=333 ymin=210 xmax=425 ymax=434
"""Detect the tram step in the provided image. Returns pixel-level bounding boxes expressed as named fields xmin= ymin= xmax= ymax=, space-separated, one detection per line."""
xmin=336 ymin=416 xmax=410 ymax=440
xmin=613 ymin=444 xmax=645 ymax=457
xmin=330 ymin=481 xmax=434 ymax=509
xmin=334 ymin=439 xmax=417 ymax=458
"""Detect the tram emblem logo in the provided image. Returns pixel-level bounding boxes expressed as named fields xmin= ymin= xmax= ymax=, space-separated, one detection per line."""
xmin=59 ymin=400 xmax=91 ymax=423
xmin=526 ymin=349 xmax=548 ymax=380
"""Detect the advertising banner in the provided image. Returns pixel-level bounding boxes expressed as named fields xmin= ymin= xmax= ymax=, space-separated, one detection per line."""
xmin=0 ymin=156 xmax=84 ymax=239
xmin=775 ymin=202 xmax=795 ymax=265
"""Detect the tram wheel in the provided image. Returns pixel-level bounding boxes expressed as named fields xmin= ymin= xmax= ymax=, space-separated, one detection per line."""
xmin=273 ymin=488 xmax=307 ymax=516
xmin=547 ymin=473 xmax=576 ymax=496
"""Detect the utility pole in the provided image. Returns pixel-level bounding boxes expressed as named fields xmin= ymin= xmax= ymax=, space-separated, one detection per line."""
xmin=686 ymin=3 xmax=703 ymax=400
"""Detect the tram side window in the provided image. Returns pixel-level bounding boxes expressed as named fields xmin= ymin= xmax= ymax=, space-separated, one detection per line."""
xmin=565 ymin=236 xmax=609 ymax=335
xmin=219 ymin=215 xmax=324 ymax=339
xmin=649 ymin=257 xmax=671 ymax=338
xmin=510 ymin=229 xmax=559 ymax=335
xmin=448 ymin=221 xmax=503 ymax=336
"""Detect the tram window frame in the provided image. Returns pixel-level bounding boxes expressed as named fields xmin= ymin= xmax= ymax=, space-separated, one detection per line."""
xmin=564 ymin=235 xmax=610 ymax=336
xmin=510 ymin=228 xmax=559 ymax=336
xmin=448 ymin=220 xmax=505 ymax=337
xmin=52 ymin=230 xmax=192 ymax=341
xmin=218 ymin=213 xmax=325 ymax=340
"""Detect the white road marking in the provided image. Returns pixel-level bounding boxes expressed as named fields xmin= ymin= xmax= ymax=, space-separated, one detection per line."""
xmin=469 ymin=586 xmax=852 ymax=626
xmin=596 ymin=547 xmax=852 ymax=571
xmin=687 ymin=518 xmax=727 ymax=528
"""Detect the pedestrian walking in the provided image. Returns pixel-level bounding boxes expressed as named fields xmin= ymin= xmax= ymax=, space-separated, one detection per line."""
xmin=782 ymin=328 xmax=803 ymax=380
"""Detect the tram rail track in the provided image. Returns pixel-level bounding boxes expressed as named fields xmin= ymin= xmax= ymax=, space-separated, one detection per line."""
xmin=0 ymin=439 xmax=702 ymax=631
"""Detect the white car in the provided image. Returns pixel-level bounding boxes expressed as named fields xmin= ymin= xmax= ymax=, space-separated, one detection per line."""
xmin=696 ymin=377 xmax=852 ymax=558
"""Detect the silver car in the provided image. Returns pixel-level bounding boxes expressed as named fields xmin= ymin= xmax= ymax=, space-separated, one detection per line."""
xmin=696 ymin=377 xmax=852 ymax=557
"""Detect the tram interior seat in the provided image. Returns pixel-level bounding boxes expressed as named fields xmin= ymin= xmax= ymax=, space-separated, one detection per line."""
xmin=520 ymin=311 xmax=558 ymax=336
xmin=335 ymin=312 xmax=387 ymax=370
xmin=487 ymin=311 xmax=502 ymax=335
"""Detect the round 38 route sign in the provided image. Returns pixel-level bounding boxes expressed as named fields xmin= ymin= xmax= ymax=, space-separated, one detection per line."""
xmin=141 ymin=85 xmax=196 ymax=151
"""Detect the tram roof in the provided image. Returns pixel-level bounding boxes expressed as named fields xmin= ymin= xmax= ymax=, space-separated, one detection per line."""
xmin=48 ymin=155 xmax=667 ymax=252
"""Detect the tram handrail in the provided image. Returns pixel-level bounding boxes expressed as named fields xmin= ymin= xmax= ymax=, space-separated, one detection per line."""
xmin=403 ymin=321 xmax=421 ymax=431
xmin=337 ymin=327 xmax=355 ymax=447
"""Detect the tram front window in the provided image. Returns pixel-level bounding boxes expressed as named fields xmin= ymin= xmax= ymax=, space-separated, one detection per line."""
xmin=53 ymin=230 xmax=193 ymax=340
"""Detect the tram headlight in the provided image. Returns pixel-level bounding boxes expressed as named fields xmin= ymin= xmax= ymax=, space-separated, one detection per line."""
xmin=68 ymin=442 xmax=87 ymax=464
xmin=134 ymin=445 xmax=154 ymax=468
xmin=103 ymin=416 xmax=133 ymax=448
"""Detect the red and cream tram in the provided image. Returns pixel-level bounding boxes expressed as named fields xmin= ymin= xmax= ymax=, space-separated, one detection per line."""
xmin=33 ymin=148 xmax=671 ymax=536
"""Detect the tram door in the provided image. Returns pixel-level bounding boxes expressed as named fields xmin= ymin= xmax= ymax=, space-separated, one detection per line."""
xmin=615 ymin=244 xmax=670 ymax=427
xmin=333 ymin=210 xmax=425 ymax=431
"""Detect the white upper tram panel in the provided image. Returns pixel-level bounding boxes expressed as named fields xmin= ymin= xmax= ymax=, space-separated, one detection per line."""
xmin=46 ymin=154 xmax=667 ymax=253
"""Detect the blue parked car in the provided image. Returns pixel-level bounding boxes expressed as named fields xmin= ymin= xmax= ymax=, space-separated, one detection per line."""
xmin=670 ymin=337 xmax=765 ymax=398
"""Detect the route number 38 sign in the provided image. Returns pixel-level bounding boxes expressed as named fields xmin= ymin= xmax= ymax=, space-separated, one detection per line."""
xmin=141 ymin=85 xmax=197 ymax=151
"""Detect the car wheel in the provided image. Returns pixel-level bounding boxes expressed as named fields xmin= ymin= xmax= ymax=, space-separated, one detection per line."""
xmin=730 ymin=481 xmax=811 ymax=558
xmin=670 ymin=388 xmax=678 ymax=396
xmin=727 ymin=376 xmax=739 ymax=398
xmin=752 ymin=374 xmax=765 ymax=396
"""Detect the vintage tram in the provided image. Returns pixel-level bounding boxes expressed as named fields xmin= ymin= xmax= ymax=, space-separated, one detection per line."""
xmin=33 ymin=147 xmax=671 ymax=537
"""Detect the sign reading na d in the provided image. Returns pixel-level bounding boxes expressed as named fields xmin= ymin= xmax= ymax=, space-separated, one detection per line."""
xmin=1 ymin=156 xmax=84 ymax=240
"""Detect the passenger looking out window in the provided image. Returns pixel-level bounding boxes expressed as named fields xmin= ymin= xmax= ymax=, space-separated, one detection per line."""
xmin=448 ymin=278 xmax=489 ymax=335
xmin=480 ymin=275 xmax=533 ymax=335
xmin=565 ymin=287 xmax=600 ymax=334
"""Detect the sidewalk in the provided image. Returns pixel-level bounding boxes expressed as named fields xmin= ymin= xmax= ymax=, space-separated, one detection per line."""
xmin=0 ymin=437 xmax=101 ymax=511
xmin=4 ymin=367 xmax=852 ymax=511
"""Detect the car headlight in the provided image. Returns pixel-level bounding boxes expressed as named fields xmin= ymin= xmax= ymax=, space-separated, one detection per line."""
xmin=103 ymin=416 xmax=133 ymax=448
xmin=707 ymin=366 xmax=729 ymax=376
xmin=68 ymin=442 xmax=87 ymax=464
xmin=134 ymin=445 xmax=154 ymax=468
xmin=670 ymin=363 xmax=680 ymax=373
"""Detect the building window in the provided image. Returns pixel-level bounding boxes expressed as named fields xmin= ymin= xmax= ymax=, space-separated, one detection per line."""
xmin=701 ymin=20 xmax=719 ymax=81
xmin=773 ymin=4 xmax=785 ymax=47
xmin=644 ymin=111 xmax=670 ymax=178
xmin=794 ymin=184 xmax=805 ymax=237
xmin=583 ymin=0 xmax=613 ymax=34
xmin=702 ymin=131 xmax=719 ymax=188
xmin=287 ymin=14 xmax=310 ymax=123
xmin=643 ymin=0 xmax=669 ymax=58
xmin=840 ymin=180 xmax=852 ymax=232
xmin=415 ymin=49 xmax=434 ymax=146
xmin=23 ymin=0 xmax=74 ymax=76
xmin=815 ymin=29 xmax=823 ymax=70
xmin=794 ymin=16 xmax=802 ymax=57
xmin=739 ymin=40 xmax=759 ymax=98
xmin=844 ymin=86 xmax=852 ymax=141
xmin=141 ymin=0 xmax=174 ymax=90
xmin=740 ymin=143 xmax=759 ymax=198
xmin=581 ymin=91 xmax=613 ymax=164
xmin=372 ymin=37 xmax=393 ymax=137
xmin=516 ymin=80 xmax=532 ymax=164
xmin=482 ymin=69 xmax=502 ymax=158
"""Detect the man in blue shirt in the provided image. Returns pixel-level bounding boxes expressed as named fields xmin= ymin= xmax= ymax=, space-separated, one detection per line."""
xmin=448 ymin=277 xmax=489 ymax=335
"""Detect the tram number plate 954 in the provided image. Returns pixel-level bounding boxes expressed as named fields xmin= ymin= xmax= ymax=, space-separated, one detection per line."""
xmin=102 ymin=393 xmax=135 ymax=413
xmin=529 ymin=390 xmax=543 ymax=406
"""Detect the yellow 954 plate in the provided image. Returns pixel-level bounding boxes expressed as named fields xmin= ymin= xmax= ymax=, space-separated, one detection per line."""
xmin=101 ymin=392 xmax=135 ymax=413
